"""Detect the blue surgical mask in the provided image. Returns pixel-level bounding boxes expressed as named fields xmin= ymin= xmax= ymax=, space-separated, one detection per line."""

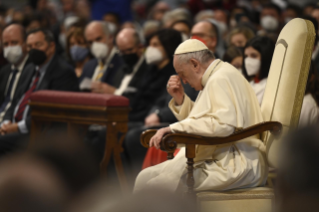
xmin=70 ymin=45 xmax=89 ymax=62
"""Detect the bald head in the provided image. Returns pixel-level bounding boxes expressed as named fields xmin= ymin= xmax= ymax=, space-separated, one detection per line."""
xmin=2 ymin=24 xmax=26 ymax=47
xmin=85 ymin=21 xmax=111 ymax=46
xmin=116 ymin=28 xmax=143 ymax=58
xmin=2 ymin=24 xmax=27 ymax=64
xmin=191 ymin=21 xmax=217 ymax=52
xmin=116 ymin=28 xmax=140 ymax=47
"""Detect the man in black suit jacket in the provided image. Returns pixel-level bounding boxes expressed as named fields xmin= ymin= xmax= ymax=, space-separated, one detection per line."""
xmin=0 ymin=28 xmax=79 ymax=154
xmin=90 ymin=28 xmax=148 ymax=98
xmin=80 ymin=21 xmax=123 ymax=91
xmin=0 ymin=24 xmax=31 ymax=122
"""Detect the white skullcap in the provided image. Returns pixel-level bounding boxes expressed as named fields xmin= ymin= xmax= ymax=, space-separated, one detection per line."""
xmin=174 ymin=39 xmax=208 ymax=55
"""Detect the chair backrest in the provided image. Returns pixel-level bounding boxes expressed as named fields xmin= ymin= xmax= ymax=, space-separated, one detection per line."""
xmin=261 ymin=18 xmax=315 ymax=168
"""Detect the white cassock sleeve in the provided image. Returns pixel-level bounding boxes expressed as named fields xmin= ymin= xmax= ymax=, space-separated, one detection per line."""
xmin=168 ymin=77 xmax=236 ymax=137
xmin=169 ymin=94 xmax=194 ymax=121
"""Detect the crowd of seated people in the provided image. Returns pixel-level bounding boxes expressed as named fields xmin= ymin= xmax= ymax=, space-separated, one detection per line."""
xmin=0 ymin=0 xmax=319 ymax=210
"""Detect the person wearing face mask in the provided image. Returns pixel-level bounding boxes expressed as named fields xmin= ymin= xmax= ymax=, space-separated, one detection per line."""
xmin=129 ymin=29 xmax=181 ymax=122
xmin=134 ymin=39 xmax=267 ymax=193
xmin=282 ymin=4 xmax=302 ymax=25
xmin=81 ymin=21 xmax=123 ymax=93
xmin=84 ymin=29 xmax=183 ymax=168
xmin=0 ymin=29 xmax=79 ymax=156
xmin=66 ymin=27 xmax=91 ymax=78
xmin=258 ymin=3 xmax=283 ymax=42
xmin=0 ymin=24 xmax=32 ymax=123
xmin=114 ymin=28 xmax=148 ymax=98
xmin=243 ymin=36 xmax=275 ymax=105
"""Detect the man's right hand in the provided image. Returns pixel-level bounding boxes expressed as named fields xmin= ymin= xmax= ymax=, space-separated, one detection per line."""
xmin=167 ymin=75 xmax=184 ymax=105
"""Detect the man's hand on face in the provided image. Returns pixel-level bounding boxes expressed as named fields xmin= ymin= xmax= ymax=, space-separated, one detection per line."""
xmin=144 ymin=113 xmax=160 ymax=127
xmin=149 ymin=127 xmax=171 ymax=149
xmin=0 ymin=122 xmax=19 ymax=135
xmin=167 ymin=75 xmax=184 ymax=105
xmin=91 ymin=82 xmax=116 ymax=94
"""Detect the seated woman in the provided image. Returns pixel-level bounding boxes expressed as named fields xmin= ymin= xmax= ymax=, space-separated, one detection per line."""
xmin=66 ymin=27 xmax=91 ymax=78
xmin=223 ymin=45 xmax=244 ymax=73
xmin=227 ymin=26 xmax=255 ymax=48
xmin=242 ymin=36 xmax=275 ymax=104
xmin=299 ymin=62 xmax=319 ymax=127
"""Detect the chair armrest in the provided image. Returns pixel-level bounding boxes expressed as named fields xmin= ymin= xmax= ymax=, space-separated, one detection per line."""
xmin=140 ymin=121 xmax=282 ymax=148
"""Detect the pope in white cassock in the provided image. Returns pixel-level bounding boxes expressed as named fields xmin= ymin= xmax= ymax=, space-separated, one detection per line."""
xmin=134 ymin=39 xmax=268 ymax=192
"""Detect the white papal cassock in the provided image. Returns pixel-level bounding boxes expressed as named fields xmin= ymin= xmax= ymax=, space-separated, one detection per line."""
xmin=134 ymin=59 xmax=268 ymax=192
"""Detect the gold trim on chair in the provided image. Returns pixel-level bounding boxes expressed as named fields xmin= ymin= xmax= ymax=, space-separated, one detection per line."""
xmin=290 ymin=20 xmax=315 ymax=128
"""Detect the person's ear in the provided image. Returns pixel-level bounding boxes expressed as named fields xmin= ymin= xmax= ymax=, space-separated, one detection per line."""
xmin=190 ymin=58 xmax=200 ymax=71
xmin=210 ymin=36 xmax=217 ymax=49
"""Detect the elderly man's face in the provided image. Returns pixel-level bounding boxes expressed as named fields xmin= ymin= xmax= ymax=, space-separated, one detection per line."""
xmin=85 ymin=24 xmax=109 ymax=47
xmin=191 ymin=22 xmax=217 ymax=52
xmin=2 ymin=25 xmax=26 ymax=51
xmin=173 ymin=56 xmax=202 ymax=91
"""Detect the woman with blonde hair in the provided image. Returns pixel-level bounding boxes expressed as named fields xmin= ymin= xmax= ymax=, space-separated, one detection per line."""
xmin=227 ymin=26 xmax=255 ymax=47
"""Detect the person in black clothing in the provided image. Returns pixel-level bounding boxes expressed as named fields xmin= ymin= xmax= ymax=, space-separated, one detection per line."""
xmin=0 ymin=28 xmax=79 ymax=156
xmin=123 ymin=83 xmax=198 ymax=179
xmin=86 ymin=29 xmax=184 ymax=163
xmin=129 ymin=28 xmax=182 ymax=122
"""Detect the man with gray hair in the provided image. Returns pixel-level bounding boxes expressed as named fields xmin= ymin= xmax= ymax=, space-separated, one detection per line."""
xmin=81 ymin=21 xmax=123 ymax=93
xmin=134 ymin=39 xmax=268 ymax=193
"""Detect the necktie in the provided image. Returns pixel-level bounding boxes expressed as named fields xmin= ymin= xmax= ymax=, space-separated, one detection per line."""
xmin=0 ymin=69 xmax=18 ymax=113
xmin=14 ymin=70 xmax=40 ymax=122
xmin=94 ymin=61 xmax=105 ymax=81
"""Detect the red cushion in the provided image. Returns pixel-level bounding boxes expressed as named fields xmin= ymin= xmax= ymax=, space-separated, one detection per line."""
xmin=30 ymin=90 xmax=129 ymax=107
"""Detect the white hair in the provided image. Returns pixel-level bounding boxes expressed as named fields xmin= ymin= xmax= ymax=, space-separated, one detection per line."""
xmin=175 ymin=50 xmax=215 ymax=65
xmin=194 ymin=10 xmax=214 ymax=23
xmin=162 ymin=8 xmax=191 ymax=27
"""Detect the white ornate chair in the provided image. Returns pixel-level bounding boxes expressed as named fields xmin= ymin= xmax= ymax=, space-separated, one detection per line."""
xmin=141 ymin=18 xmax=315 ymax=212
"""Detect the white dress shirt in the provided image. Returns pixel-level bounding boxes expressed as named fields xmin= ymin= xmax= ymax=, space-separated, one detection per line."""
xmin=0 ymin=55 xmax=28 ymax=121
xmin=115 ymin=55 xmax=144 ymax=95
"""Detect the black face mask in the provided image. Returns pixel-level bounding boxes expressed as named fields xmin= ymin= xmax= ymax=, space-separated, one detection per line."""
xmin=29 ymin=49 xmax=47 ymax=66
xmin=122 ymin=53 xmax=139 ymax=68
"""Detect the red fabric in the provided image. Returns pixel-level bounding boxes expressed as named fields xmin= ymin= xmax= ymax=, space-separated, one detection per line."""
xmin=29 ymin=90 xmax=129 ymax=107
xmin=15 ymin=71 xmax=40 ymax=122
xmin=254 ymin=77 xmax=260 ymax=83
xmin=142 ymin=148 xmax=181 ymax=170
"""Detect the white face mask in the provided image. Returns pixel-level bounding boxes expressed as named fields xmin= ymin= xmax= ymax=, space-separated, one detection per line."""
xmin=91 ymin=42 xmax=109 ymax=60
xmin=261 ymin=15 xmax=279 ymax=31
xmin=145 ymin=46 xmax=163 ymax=65
xmin=106 ymin=22 xmax=117 ymax=35
xmin=245 ymin=57 xmax=261 ymax=76
xmin=4 ymin=45 xmax=23 ymax=64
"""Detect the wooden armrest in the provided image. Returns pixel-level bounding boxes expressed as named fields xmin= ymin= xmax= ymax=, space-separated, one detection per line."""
xmin=140 ymin=121 xmax=282 ymax=148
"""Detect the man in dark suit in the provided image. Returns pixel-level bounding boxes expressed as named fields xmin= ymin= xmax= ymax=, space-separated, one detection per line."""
xmin=0 ymin=28 xmax=79 ymax=154
xmin=90 ymin=28 xmax=148 ymax=97
xmin=0 ymin=24 xmax=31 ymax=122
xmin=80 ymin=21 xmax=123 ymax=92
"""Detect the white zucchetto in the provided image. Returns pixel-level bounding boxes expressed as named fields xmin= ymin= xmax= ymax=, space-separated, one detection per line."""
xmin=174 ymin=39 xmax=208 ymax=55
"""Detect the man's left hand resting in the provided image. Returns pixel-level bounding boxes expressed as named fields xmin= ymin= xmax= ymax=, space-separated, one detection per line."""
xmin=149 ymin=127 xmax=172 ymax=149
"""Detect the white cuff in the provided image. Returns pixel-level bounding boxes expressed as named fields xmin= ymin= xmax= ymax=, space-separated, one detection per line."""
xmin=0 ymin=120 xmax=10 ymax=128
xmin=18 ymin=120 xmax=28 ymax=134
